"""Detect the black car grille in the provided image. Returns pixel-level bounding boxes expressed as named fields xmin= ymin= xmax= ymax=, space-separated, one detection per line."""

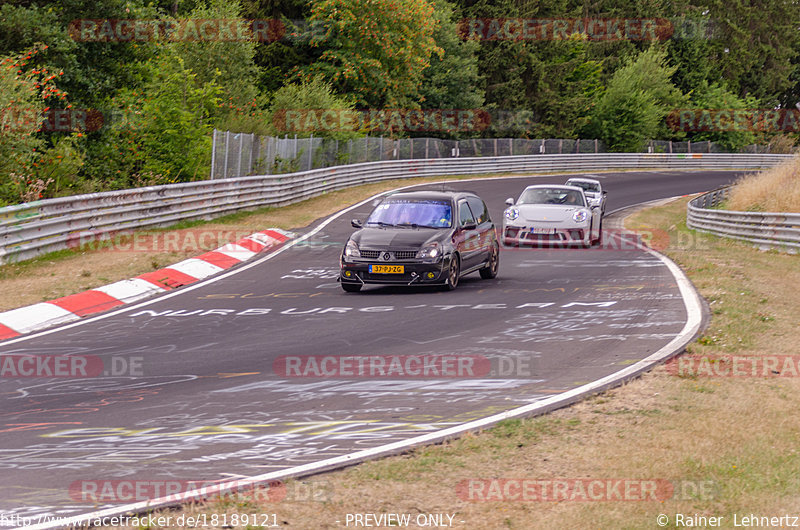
xmin=360 ymin=250 xmax=418 ymax=260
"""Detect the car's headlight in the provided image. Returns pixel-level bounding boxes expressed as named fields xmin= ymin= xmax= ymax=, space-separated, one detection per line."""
xmin=344 ymin=239 xmax=360 ymax=258
xmin=572 ymin=210 xmax=588 ymax=223
xmin=505 ymin=208 xmax=519 ymax=221
xmin=416 ymin=242 xmax=441 ymax=259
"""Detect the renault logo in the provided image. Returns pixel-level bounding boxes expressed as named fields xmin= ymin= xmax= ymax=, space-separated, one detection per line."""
xmin=383 ymin=252 xmax=391 ymax=261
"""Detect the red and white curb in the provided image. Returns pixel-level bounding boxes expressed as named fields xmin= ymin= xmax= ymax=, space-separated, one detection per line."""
xmin=0 ymin=228 xmax=294 ymax=341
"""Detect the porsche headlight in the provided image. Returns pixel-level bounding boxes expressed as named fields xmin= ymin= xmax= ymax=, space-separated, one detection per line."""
xmin=572 ymin=210 xmax=588 ymax=223
xmin=417 ymin=242 xmax=441 ymax=259
xmin=344 ymin=239 xmax=360 ymax=258
xmin=505 ymin=208 xmax=519 ymax=221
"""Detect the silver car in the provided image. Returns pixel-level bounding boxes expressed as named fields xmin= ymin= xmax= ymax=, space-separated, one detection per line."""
xmin=565 ymin=177 xmax=607 ymax=214
xmin=502 ymin=185 xmax=602 ymax=247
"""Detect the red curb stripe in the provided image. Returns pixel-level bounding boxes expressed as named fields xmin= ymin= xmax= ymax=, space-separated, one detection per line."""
xmin=49 ymin=291 xmax=125 ymax=317
xmin=0 ymin=323 xmax=20 ymax=340
xmin=235 ymin=238 xmax=267 ymax=252
xmin=196 ymin=251 xmax=241 ymax=270
xmin=137 ymin=268 xmax=199 ymax=290
xmin=261 ymin=229 xmax=289 ymax=242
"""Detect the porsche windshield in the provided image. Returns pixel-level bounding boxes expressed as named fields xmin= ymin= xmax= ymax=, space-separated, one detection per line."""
xmin=567 ymin=181 xmax=600 ymax=193
xmin=518 ymin=188 xmax=585 ymax=207
xmin=367 ymin=199 xmax=453 ymax=228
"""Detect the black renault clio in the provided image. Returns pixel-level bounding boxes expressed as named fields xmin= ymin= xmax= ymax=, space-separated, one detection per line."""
xmin=339 ymin=190 xmax=499 ymax=292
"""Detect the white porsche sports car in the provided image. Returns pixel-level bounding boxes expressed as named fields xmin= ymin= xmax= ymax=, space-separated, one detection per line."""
xmin=565 ymin=177 xmax=607 ymax=214
xmin=502 ymin=185 xmax=602 ymax=247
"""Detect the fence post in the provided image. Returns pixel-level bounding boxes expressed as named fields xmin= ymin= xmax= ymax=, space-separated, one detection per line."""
xmin=248 ymin=133 xmax=256 ymax=175
xmin=237 ymin=133 xmax=243 ymax=177
xmin=210 ymin=129 xmax=217 ymax=179
xmin=380 ymin=136 xmax=384 ymax=160
xmin=223 ymin=130 xmax=230 ymax=178
xmin=266 ymin=136 xmax=273 ymax=174
xmin=594 ymin=138 xmax=598 ymax=153
xmin=493 ymin=138 xmax=498 ymax=156
xmin=425 ymin=138 xmax=429 ymax=159
xmin=308 ymin=133 xmax=314 ymax=170
xmin=688 ymin=140 xmax=691 ymax=153
xmin=559 ymin=139 xmax=562 ymax=154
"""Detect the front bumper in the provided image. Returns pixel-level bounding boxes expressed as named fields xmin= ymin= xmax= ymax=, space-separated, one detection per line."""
xmin=340 ymin=258 xmax=448 ymax=285
xmin=502 ymin=224 xmax=589 ymax=247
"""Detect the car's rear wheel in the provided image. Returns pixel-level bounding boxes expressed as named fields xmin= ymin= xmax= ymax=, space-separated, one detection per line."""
xmin=479 ymin=242 xmax=499 ymax=279
xmin=341 ymin=282 xmax=362 ymax=293
xmin=442 ymin=255 xmax=460 ymax=291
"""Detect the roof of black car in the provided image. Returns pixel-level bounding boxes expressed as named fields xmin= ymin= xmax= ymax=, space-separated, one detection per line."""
xmin=384 ymin=190 xmax=476 ymax=201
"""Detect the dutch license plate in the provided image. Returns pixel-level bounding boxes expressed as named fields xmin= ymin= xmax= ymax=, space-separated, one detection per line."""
xmin=370 ymin=264 xmax=404 ymax=274
xmin=532 ymin=227 xmax=556 ymax=234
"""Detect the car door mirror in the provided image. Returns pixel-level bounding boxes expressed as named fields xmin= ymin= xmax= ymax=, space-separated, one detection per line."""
xmin=462 ymin=221 xmax=477 ymax=231
xmin=351 ymin=219 xmax=363 ymax=228
xmin=603 ymin=190 xmax=608 ymax=195
xmin=505 ymin=198 xmax=515 ymax=206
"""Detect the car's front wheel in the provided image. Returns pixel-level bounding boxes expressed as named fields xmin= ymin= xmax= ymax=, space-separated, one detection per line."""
xmin=479 ymin=242 xmax=499 ymax=279
xmin=441 ymin=255 xmax=460 ymax=291
xmin=592 ymin=220 xmax=603 ymax=246
xmin=341 ymin=282 xmax=362 ymax=293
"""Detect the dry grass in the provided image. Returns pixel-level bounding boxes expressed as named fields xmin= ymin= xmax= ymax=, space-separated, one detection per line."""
xmin=727 ymin=155 xmax=800 ymax=212
xmin=96 ymin=197 xmax=800 ymax=529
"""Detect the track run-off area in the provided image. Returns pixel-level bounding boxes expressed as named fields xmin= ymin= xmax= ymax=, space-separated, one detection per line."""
xmin=0 ymin=170 xmax=742 ymax=526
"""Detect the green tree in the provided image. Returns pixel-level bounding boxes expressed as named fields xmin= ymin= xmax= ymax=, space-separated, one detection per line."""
xmin=694 ymin=0 xmax=800 ymax=105
xmin=267 ymin=76 xmax=357 ymax=140
xmin=586 ymin=47 xmax=685 ymax=151
xmin=419 ymin=0 xmax=483 ymax=112
xmin=168 ymin=0 xmax=262 ymax=114
xmin=0 ymin=44 xmax=83 ymax=204
xmin=100 ymin=47 xmax=221 ymax=184
xmin=0 ymin=1 xmax=157 ymax=109
xmin=297 ymin=0 xmax=442 ymax=108
xmin=684 ymin=81 xmax=759 ymax=151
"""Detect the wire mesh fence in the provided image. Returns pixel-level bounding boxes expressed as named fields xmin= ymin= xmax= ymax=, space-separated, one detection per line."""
xmin=210 ymin=130 xmax=776 ymax=179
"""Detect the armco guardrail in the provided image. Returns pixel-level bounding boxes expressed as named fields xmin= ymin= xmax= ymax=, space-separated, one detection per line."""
xmin=0 ymin=152 xmax=791 ymax=263
xmin=687 ymin=187 xmax=800 ymax=251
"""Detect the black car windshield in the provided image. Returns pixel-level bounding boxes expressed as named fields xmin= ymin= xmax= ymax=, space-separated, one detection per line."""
xmin=366 ymin=199 xmax=452 ymax=228
xmin=567 ymin=180 xmax=600 ymax=193
xmin=518 ymin=188 xmax=585 ymax=207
